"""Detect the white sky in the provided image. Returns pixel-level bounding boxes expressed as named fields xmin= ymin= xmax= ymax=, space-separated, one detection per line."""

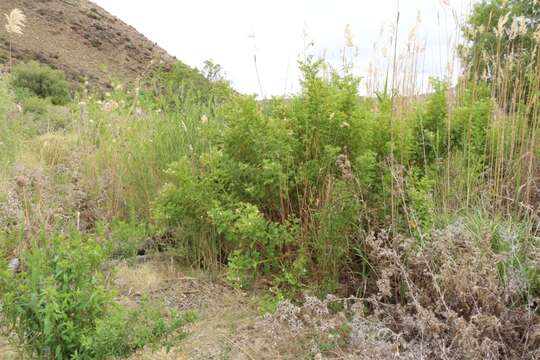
xmin=91 ymin=0 xmax=477 ymax=97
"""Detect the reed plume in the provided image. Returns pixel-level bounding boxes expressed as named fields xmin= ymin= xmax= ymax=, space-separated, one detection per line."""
xmin=4 ymin=8 xmax=26 ymax=72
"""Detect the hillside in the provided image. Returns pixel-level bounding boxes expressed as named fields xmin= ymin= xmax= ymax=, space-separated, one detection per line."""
xmin=0 ymin=0 xmax=177 ymax=86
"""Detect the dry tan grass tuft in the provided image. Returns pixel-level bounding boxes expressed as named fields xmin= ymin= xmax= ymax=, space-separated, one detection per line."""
xmin=114 ymin=261 xmax=176 ymax=296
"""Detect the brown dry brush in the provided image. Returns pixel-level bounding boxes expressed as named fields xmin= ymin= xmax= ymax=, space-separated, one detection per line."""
xmin=361 ymin=223 xmax=540 ymax=360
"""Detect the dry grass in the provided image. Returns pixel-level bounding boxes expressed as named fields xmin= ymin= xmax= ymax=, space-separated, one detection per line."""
xmin=114 ymin=260 xmax=176 ymax=296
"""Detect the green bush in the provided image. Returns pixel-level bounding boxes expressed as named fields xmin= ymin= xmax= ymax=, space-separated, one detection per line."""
xmin=99 ymin=220 xmax=148 ymax=259
xmin=147 ymin=61 xmax=233 ymax=111
xmin=11 ymin=61 xmax=70 ymax=105
xmin=22 ymin=95 xmax=49 ymax=114
xmin=0 ymin=230 xmax=194 ymax=359
xmin=153 ymin=59 xmax=384 ymax=292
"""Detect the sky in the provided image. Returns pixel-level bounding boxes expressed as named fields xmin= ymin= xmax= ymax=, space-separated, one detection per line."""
xmin=91 ymin=0 xmax=477 ymax=97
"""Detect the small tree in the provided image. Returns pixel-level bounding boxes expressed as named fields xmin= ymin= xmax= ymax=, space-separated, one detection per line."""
xmin=460 ymin=1 xmax=540 ymax=107
xmin=4 ymin=8 xmax=26 ymax=72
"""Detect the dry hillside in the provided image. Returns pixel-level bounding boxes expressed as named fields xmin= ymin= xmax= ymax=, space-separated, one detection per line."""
xmin=0 ymin=0 xmax=177 ymax=86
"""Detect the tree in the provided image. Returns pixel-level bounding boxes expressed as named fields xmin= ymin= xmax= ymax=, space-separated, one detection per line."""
xmin=460 ymin=0 xmax=540 ymax=107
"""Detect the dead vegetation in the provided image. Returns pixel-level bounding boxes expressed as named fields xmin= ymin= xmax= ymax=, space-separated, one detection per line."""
xmin=107 ymin=218 xmax=540 ymax=360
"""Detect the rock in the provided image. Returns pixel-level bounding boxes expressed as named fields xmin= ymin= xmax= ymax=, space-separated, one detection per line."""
xmin=15 ymin=175 xmax=28 ymax=188
xmin=7 ymin=258 xmax=20 ymax=273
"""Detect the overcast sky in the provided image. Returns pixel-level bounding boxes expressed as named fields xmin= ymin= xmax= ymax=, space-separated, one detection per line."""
xmin=92 ymin=0 xmax=476 ymax=97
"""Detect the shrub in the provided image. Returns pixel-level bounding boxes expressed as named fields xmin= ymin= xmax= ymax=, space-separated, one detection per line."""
xmin=147 ymin=62 xmax=233 ymax=111
xmin=0 ymin=230 xmax=194 ymax=359
xmin=99 ymin=220 xmax=148 ymax=259
xmin=153 ymin=59 xmax=380 ymax=292
xmin=11 ymin=61 xmax=70 ymax=105
xmin=22 ymin=95 xmax=49 ymax=114
xmin=412 ymin=79 xmax=448 ymax=166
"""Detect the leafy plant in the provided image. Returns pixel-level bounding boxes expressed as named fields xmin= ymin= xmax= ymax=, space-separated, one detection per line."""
xmin=0 ymin=230 xmax=194 ymax=359
xmin=11 ymin=61 xmax=70 ymax=105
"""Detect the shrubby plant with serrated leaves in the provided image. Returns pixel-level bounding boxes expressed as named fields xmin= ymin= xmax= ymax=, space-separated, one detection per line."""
xmin=0 ymin=230 xmax=195 ymax=359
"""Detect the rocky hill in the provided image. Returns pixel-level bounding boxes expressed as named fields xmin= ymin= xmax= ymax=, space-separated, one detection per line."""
xmin=0 ymin=0 xmax=178 ymax=87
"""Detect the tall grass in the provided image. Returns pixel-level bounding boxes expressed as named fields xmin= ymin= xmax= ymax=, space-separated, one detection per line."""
xmin=0 ymin=80 xmax=18 ymax=176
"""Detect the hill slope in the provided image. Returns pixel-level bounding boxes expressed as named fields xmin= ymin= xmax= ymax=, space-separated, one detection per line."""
xmin=0 ymin=0 xmax=177 ymax=86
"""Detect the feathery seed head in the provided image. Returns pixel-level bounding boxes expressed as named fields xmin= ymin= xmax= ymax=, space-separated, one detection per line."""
xmin=4 ymin=8 xmax=25 ymax=35
xmin=534 ymin=26 xmax=540 ymax=43
xmin=518 ymin=17 xmax=527 ymax=36
xmin=344 ymin=24 xmax=354 ymax=47
xmin=509 ymin=17 xmax=519 ymax=40
xmin=495 ymin=12 xmax=510 ymax=38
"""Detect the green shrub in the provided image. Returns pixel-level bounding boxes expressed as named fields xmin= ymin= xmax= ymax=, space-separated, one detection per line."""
xmin=99 ymin=220 xmax=148 ymax=259
xmin=22 ymin=95 xmax=49 ymax=114
xmin=412 ymin=79 xmax=448 ymax=166
xmin=0 ymin=230 xmax=194 ymax=359
xmin=146 ymin=62 xmax=233 ymax=111
xmin=11 ymin=61 xmax=70 ymax=105
xmin=310 ymin=180 xmax=360 ymax=292
xmin=153 ymin=59 xmax=377 ymax=292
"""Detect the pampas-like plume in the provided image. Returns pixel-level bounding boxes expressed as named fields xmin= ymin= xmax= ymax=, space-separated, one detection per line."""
xmin=344 ymin=24 xmax=354 ymax=47
xmin=494 ymin=12 xmax=510 ymax=38
xmin=4 ymin=8 xmax=26 ymax=71
xmin=5 ymin=8 xmax=25 ymax=35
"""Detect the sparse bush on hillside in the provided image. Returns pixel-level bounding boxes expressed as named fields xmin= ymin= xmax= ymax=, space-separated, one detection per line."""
xmin=146 ymin=61 xmax=233 ymax=112
xmin=11 ymin=61 xmax=70 ymax=105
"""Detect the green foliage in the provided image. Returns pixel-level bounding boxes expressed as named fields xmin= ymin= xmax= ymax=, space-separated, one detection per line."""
xmin=21 ymin=95 xmax=49 ymax=114
xmin=405 ymin=170 xmax=436 ymax=236
xmin=412 ymin=79 xmax=448 ymax=166
xmin=209 ymin=202 xmax=293 ymax=288
xmin=146 ymin=61 xmax=233 ymax=111
xmin=461 ymin=0 xmax=540 ymax=78
xmin=99 ymin=220 xmax=148 ymax=259
xmin=0 ymin=231 xmax=194 ymax=359
xmin=310 ymin=180 xmax=359 ymax=292
xmin=11 ymin=61 xmax=70 ymax=105
xmin=450 ymin=82 xmax=492 ymax=155
xmin=460 ymin=0 xmax=540 ymax=108
xmin=256 ymin=292 xmax=285 ymax=314
xmin=153 ymin=58 xmax=393 ymax=292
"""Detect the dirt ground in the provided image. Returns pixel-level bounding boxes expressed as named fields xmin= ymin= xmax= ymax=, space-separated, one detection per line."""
xmin=115 ymin=257 xmax=296 ymax=360
xmin=0 ymin=257 xmax=415 ymax=360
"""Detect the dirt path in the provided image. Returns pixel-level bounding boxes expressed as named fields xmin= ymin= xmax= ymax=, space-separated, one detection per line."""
xmin=116 ymin=258 xmax=290 ymax=360
xmin=0 ymin=337 xmax=19 ymax=360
